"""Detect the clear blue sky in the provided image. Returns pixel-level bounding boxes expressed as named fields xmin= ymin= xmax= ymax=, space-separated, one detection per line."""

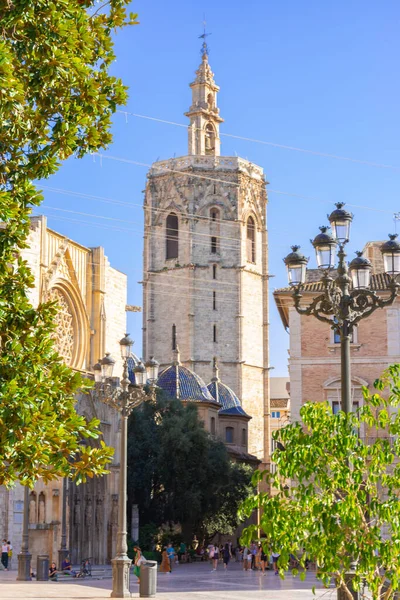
xmin=36 ymin=0 xmax=400 ymax=376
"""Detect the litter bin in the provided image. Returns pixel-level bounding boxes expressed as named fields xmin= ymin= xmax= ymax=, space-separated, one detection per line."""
xmin=139 ymin=560 xmax=157 ymax=598
xmin=37 ymin=554 xmax=49 ymax=581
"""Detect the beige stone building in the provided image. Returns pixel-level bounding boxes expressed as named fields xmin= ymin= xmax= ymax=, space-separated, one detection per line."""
xmin=0 ymin=216 xmax=128 ymax=567
xmin=274 ymin=241 xmax=398 ymax=424
xmin=142 ymin=46 xmax=270 ymax=463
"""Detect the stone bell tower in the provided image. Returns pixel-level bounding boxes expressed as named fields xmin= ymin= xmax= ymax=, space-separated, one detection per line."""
xmin=142 ymin=41 xmax=270 ymax=462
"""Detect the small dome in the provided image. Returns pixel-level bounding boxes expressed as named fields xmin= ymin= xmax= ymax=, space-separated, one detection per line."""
xmin=127 ymin=353 xmax=142 ymax=385
xmin=207 ymin=370 xmax=250 ymax=418
xmin=157 ymin=364 xmax=218 ymax=404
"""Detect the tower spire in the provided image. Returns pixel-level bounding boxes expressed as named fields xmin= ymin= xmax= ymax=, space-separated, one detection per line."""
xmin=185 ymin=26 xmax=224 ymax=157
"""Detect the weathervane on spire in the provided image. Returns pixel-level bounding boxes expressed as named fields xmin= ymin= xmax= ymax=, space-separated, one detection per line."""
xmin=199 ymin=17 xmax=211 ymax=57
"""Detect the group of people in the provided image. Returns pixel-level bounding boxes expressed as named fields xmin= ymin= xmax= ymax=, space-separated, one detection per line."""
xmin=241 ymin=544 xmax=280 ymax=575
xmin=207 ymin=543 xmax=233 ymax=571
xmin=1 ymin=539 xmax=12 ymax=571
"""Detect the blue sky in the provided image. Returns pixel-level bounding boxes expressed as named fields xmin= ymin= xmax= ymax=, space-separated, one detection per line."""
xmin=37 ymin=0 xmax=400 ymax=376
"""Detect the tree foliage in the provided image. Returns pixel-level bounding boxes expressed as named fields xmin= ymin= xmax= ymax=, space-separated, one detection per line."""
xmin=0 ymin=0 xmax=137 ymax=487
xmin=240 ymin=365 xmax=400 ymax=600
xmin=127 ymin=392 xmax=253 ymax=543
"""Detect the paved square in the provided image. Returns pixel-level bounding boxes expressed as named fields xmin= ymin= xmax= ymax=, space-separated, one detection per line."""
xmin=0 ymin=562 xmax=338 ymax=599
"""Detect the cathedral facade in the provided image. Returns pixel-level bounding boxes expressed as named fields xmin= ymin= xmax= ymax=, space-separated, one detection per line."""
xmin=0 ymin=216 xmax=127 ymax=566
xmin=142 ymin=46 xmax=271 ymax=462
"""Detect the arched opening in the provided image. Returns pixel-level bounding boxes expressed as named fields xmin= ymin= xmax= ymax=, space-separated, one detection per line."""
xmin=210 ymin=208 xmax=220 ymax=222
xmin=212 ymin=264 xmax=217 ymax=279
xmin=241 ymin=428 xmax=247 ymax=446
xmin=166 ymin=213 xmax=179 ymax=260
xmin=225 ymin=427 xmax=234 ymax=444
xmin=213 ymin=324 xmax=217 ymax=343
xmin=207 ymin=93 xmax=214 ymax=110
xmin=210 ymin=416 xmax=216 ymax=436
xmin=205 ymin=123 xmax=216 ymax=155
xmin=246 ymin=216 xmax=256 ymax=263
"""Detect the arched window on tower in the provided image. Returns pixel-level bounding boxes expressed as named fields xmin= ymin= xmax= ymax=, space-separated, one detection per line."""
xmin=166 ymin=213 xmax=179 ymax=260
xmin=210 ymin=416 xmax=216 ymax=436
xmin=225 ymin=427 xmax=234 ymax=444
xmin=210 ymin=208 xmax=220 ymax=222
xmin=246 ymin=216 xmax=256 ymax=263
xmin=205 ymin=123 xmax=216 ymax=155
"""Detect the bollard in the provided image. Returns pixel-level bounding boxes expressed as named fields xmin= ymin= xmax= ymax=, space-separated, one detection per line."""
xmin=36 ymin=554 xmax=49 ymax=581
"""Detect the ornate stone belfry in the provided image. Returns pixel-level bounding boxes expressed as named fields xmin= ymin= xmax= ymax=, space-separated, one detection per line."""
xmin=185 ymin=42 xmax=223 ymax=156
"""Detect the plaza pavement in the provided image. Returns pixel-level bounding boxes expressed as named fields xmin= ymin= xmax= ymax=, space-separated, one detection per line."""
xmin=0 ymin=561 xmax=339 ymax=599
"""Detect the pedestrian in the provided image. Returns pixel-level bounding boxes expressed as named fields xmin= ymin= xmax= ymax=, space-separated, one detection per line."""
xmin=272 ymin=551 xmax=280 ymax=575
xmin=212 ymin=544 xmax=219 ymax=571
xmin=251 ymin=542 xmax=257 ymax=570
xmin=160 ymin=547 xmax=171 ymax=573
xmin=133 ymin=546 xmax=144 ymax=584
xmin=7 ymin=541 xmax=12 ymax=570
xmin=166 ymin=543 xmax=175 ymax=571
xmin=255 ymin=544 xmax=262 ymax=571
xmin=1 ymin=539 xmax=9 ymax=571
xmin=49 ymin=561 xmax=58 ymax=581
xmin=223 ymin=542 xmax=231 ymax=570
xmin=243 ymin=546 xmax=250 ymax=571
xmin=260 ymin=545 xmax=268 ymax=575
xmin=208 ymin=543 xmax=215 ymax=567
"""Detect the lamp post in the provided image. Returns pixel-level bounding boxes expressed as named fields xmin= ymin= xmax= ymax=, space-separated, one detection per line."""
xmin=16 ymin=486 xmax=31 ymax=581
xmin=283 ymin=203 xmax=400 ymax=414
xmin=284 ymin=206 xmax=400 ymax=600
xmin=58 ymin=477 xmax=69 ymax=568
xmin=93 ymin=335 xmax=158 ymax=598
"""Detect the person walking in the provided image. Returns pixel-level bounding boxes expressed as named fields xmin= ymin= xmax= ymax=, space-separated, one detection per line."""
xmin=7 ymin=541 xmax=12 ymax=570
xmin=166 ymin=543 xmax=175 ymax=571
xmin=223 ymin=543 xmax=231 ymax=570
xmin=260 ymin=545 xmax=268 ymax=575
xmin=133 ymin=546 xmax=144 ymax=584
xmin=272 ymin=551 xmax=280 ymax=575
xmin=212 ymin=544 xmax=219 ymax=571
xmin=1 ymin=539 xmax=9 ymax=571
xmin=250 ymin=542 xmax=257 ymax=570
xmin=243 ymin=546 xmax=250 ymax=571
xmin=208 ymin=544 xmax=215 ymax=568
xmin=160 ymin=547 xmax=171 ymax=573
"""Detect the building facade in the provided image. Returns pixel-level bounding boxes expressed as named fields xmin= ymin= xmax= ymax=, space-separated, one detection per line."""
xmin=142 ymin=46 xmax=270 ymax=462
xmin=274 ymin=242 xmax=398 ymax=424
xmin=0 ymin=216 xmax=128 ymax=566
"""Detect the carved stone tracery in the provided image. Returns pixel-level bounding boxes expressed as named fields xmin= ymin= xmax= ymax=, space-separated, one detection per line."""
xmin=48 ymin=288 xmax=75 ymax=366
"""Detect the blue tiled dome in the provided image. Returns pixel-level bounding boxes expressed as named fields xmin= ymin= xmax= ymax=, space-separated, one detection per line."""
xmin=157 ymin=364 xmax=218 ymax=404
xmin=127 ymin=353 xmax=142 ymax=385
xmin=207 ymin=365 xmax=250 ymax=418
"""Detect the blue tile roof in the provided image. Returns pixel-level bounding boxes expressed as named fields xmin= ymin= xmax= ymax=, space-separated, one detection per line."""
xmin=157 ymin=365 xmax=219 ymax=404
xmin=127 ymin=353 xmax=141 ymax=385
xmin=219 ymin=406 xmax=249 ymax=417
xmin=207 ymin=380 xmax=250 ymax=417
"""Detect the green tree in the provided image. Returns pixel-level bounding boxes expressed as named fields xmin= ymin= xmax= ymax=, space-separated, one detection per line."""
xmin=0 ymin=0 xmax=137 ymax=487
xmin=240 ymin=365 xmax=400 ymax=600
xmin=127 ymin=392 xmax=253 ymax=543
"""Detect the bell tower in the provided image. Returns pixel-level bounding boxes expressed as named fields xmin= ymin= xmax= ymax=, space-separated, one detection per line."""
xmin=185 ymin=41 xmax=224 ymax=156
xmin=142 ymin=41 xmax=270 ymax=463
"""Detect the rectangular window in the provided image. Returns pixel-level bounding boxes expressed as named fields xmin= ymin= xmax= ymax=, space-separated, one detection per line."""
xmin=213 ymin=324 xmax=217 ymax=343
xmin=213 ymin=265 xmax=217 ymax=279
xmin=271 ymin=411 xmax=281 ymax=419
xmin=225 ymin=427 xmax=234 ymax=444
xmin=213 ymin=291 xmax=216 ymax=310
xmin=211 ymin=236 xmax=217 ymax=253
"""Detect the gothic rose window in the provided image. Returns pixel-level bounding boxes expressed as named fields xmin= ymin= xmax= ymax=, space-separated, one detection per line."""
xmin=48 ymin=288 xmax=75 ymax=366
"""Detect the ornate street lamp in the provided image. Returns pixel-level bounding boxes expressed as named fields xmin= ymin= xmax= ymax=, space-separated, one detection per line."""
xmin=381 ymin=234 xmax=400 ymax=277
xmin=283 ymin=245 xmax=308 ymax=286
xmin=312 ymin=226 xmax=336 ymax=270
xmin=284 ymin=206 xmax=399 ymax=416
xmin=93 ymin=336 xmax=158 ymax=598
